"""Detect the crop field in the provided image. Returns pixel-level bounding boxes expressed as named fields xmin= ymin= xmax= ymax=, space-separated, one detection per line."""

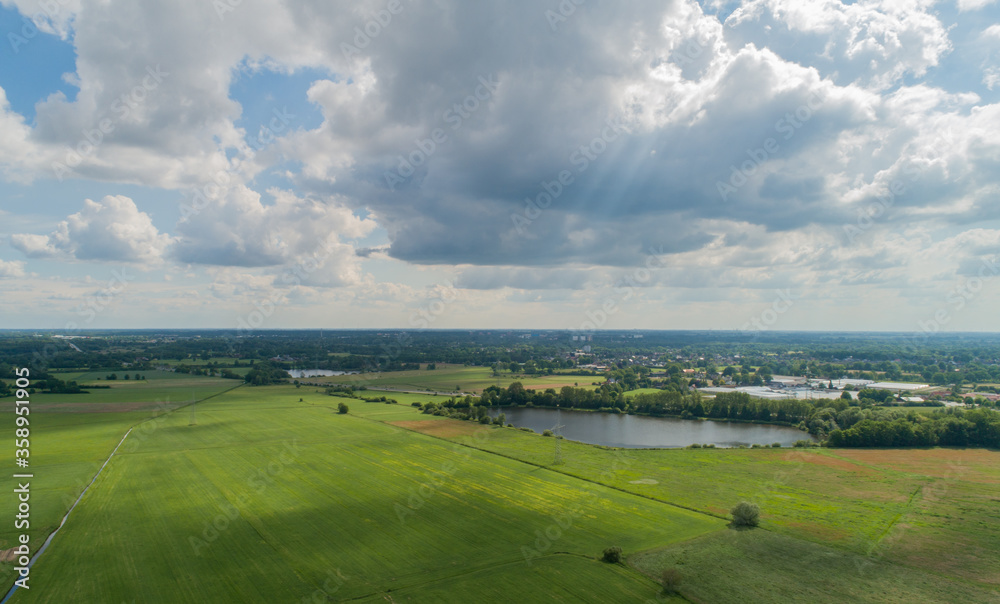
xmin=371 ymin=404 xmax=1000 ymax=602
xmin=4 ymin=383 xmax=997 ymax=603
xmin=310 ymin=364 xmax=599 ymax=393
xmin=22 ymin=372 xmax=238 ymax=407
xmin=6 ymin=385 xmax=720 ymax=603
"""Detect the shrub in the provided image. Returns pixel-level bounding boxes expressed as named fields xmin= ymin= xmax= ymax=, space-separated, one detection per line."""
xmin=730 ymin=501 xmax=760 ymax=527
xmin=337 ymin=402 xmax=349 ymax=414
xmin=661 ymin=568 xmax=682 ymax=593
xmin=601 ymin=546 xmax=623 ymax=563
xmin=771 ymin=442 xmax=782 ymax=448
xmin=542 ymin=429 xmax=553 ymax=436
xmin=411 ymin=402 xmax=421 ymax=407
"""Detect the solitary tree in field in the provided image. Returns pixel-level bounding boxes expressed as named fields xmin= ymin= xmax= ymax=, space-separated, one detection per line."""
xmin=661 ymin=568 xmax=682 ymax=594
xmin=601 ymin=546 xmax=623 ymax=563
xmin=337 ymin=402 xmax=349 ymax=414
xmin=730 ymin=501 xmax=760 ymax=527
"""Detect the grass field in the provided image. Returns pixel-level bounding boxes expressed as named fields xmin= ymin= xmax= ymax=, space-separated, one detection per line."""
xmin=359 ymin=404 xmax=1000 ymax=601
xmin=4 ymin=383 xmax=998 ymax=602
xmin=20 ymin=371 xmax=239 ymax=407
xmin=6 ymin=385 xmax=720 ymax=602
xmin=310 ymin=364 xmax=600 ymax=393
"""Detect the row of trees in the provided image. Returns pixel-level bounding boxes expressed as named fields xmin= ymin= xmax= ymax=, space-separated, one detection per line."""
xmin=827 ymin=408 xmax=1000 ymax=448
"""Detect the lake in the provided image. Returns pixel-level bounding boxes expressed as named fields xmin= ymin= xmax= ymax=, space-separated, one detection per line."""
xmin=492 ymin=407 xmax=815 ymax=449
xmin=287 ymin=369 xmax=356 ymax=378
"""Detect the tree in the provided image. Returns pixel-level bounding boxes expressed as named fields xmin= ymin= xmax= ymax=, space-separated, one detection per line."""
xmin=601 ymin=546 xmax=623 ymax=563
xmin=730 ymin=501 xmax=760 ymax=527
xmin=661 ymin=568 xmax=683 ymax=594
xmin=337 ymin=402 xmax=349 ymax=414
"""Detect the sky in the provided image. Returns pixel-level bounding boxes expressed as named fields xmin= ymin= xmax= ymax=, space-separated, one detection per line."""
xmin=0 ymin=0 xmax=999 ymax=333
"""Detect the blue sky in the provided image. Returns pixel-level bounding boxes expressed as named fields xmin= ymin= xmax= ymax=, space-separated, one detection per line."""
xmin=1 ymin=0 xmax=999 ymax=331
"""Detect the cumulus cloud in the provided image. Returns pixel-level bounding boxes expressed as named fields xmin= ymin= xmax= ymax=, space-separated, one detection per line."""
xmin=10 ymin=195 xmax=172 ymax=263
xmin=171 ymin=187 xmax=376 ymax=286
xmin=0 ymin=259 xmax=26 ymax=278
xmin=0 ymin=0 xmax=999 ymax=329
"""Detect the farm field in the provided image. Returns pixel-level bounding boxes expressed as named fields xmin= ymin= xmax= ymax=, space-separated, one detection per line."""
xmin=6 ymin=385 xmax=720 ymax=603
xmin=4 ymin=383 xmax=997 ymax=602
xmin=309 ymin=364 xmax=600 ymax=393
xmin=370 ymin=404 xmax=1000 ymax=600
xmin=22 ymin=371 xmax=238 ymax=407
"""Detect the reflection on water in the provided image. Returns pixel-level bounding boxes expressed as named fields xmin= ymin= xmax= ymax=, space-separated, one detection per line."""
xmin=287 ymin=369 xmax=356 ymax=378
xmin=492 ymin=407 xmax=815 ymax=448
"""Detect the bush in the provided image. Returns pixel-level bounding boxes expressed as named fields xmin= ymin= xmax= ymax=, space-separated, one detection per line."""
xmin=411 ymin=402 xmax=421 ymax=407
xmin=730 ymin=501 xmax=760 ymax=527
xmin=601 ymin=546 xmax=623 ymax=563
xmin=661 ymin=568 xmax=682 ymax=593
xmin=337 ymin=402 xmax=349 ymax=414
xmin=771 ymin=442 xmax=782 ymax=448
xmin=542 ymin=429 xmax=553 ymax=436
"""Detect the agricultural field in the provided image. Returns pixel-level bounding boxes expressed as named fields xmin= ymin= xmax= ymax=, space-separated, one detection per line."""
xmin=3 ymin=382 xmax=998 ymax=602
xmin=4 ymin=385 xmax=720 ymax=603
xmin=309 ymin=364 xmax=599 ymax=394
xmin=20 ymin=371 xmax=239 ymax=408
xmin=366 ymin=404 xmax=1000 ymax=602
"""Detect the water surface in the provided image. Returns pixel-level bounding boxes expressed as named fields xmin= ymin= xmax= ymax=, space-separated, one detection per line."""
xmin=492 ymin=407 xmax=814 ymax=448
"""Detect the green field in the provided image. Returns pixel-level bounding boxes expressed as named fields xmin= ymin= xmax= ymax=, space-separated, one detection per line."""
xmin=311 ymin=364 xmax=600 ymax=393
xmin=4 ymin=385 xmax=720 ymax=602
xmin=19 ymin=371 xmax=238 ymax=407
xmin=3 ymin=384 xmax=997 ymax=602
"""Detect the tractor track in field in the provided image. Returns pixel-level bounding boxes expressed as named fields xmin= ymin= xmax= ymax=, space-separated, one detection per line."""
xmin=0 ymin=383 xmax=245 ymax=603
xmin=339 ymin=551 xmax=646 ymax=602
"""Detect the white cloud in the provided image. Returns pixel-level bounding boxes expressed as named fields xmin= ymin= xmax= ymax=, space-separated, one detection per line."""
xmin=10 ymin=195 xmax=172 ymax=263
xmin=172 ymin=187 xmax=376 ymax=286
xmin=957 ymin=0 xmax=998 ymax=11
xmin=0 ymin=259 xmax=26 ymax=278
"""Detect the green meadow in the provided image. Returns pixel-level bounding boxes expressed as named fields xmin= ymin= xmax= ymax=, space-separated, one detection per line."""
xmin=311 ymin=364 xmax=599 ymax=393
xmin=2 ymin=383 xmax=997 ymax=602
xmin=5 ymin=385 xmax=719 ymax=602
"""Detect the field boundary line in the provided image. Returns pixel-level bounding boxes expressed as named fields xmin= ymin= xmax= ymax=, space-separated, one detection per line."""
xmin=0 ymin=382 xmax=245 ymax=600
xmin=1 ymin=427 xmax=134 ymax=604
xmin=361 ymin=414 xmax=730 ymax=522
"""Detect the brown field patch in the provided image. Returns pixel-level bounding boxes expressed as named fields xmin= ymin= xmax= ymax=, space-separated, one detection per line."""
xmin=13 ymin=402 xmax=183 ymax=414
xmin=779 ymin=520 xmax=851 ymax=543
xmin=390 ymin=419 xmax=484 ymax=438
xmin=833 ymin=448 xmax=1000 ymax=482
xmin=795 ymin=451 xmax=877 ymax=475
xmin=0 ymin=548 xmax=18 ymax=562
xmin=523 ymin=382 xmax=589 ymax=390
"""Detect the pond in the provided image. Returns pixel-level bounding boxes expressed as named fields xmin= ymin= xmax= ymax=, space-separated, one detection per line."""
xmin=491 ymin=407 xmax=815 ymax=449
xmin=287 ymin=369 xmax=357 ymax=378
